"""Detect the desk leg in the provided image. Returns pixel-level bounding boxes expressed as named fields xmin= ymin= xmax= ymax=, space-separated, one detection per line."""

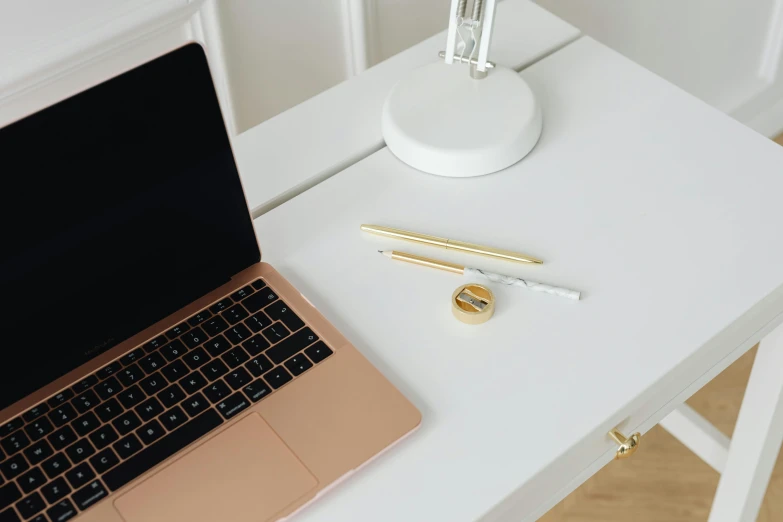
xmin=708 ymin=326 xmax=783 ymax=522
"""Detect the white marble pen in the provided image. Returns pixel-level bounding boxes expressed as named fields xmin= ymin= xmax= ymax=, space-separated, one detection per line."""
xmin=379 ymin=250 xmax=580 ymax=301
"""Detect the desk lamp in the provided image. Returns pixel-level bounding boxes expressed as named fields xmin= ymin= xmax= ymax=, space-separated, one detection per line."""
xmin=381 ymin=0 xmax=542 ymax=177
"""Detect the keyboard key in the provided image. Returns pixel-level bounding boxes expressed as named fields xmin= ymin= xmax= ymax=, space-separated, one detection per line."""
xmin=72 ymin=389 xmax=100 ymax=414
xmin=230 ymin=285 xmax=254 ymax=302
xmin=179 ymin=373 xmax=208 ymax=395
xmin=245 ymin=354 xmax=274 ymax=377
xmin=284 ymin=354 xmax=313 ymax=376
xmin=143 ymin=335 xmax=167 ymax=353
xmin=182 ymin=328 xmax=208 ymax=349
xmin=160 ymin=340 xmax=187 ymax=362
xmin=135 ymin=398 xmax=163 ymax=422
xmin=71 ymin=480 xmax=107 ymax=511
xmin=40 ymin=477 xmax=71 ymax=504
xmin=0 ymin=507 xmax=20 ymax=522
xmin=242 ymin=289 xmax=277 ymax=314
xmin=242 ymin=335 xmax=270 ymax=356
xmin=161 ymin=359 xmax=189 ymax=382
xmin=263 ymin=367 xmax=293 ymax=389
xmin=251 ymin=279 xmax=266 ymax=290
xmin=64 ymin=439 xmax=94 ymax=464
xmin=225 ymin=324 xmax=251 ymax=344
xmin=112 ymin=411 xmax=141 ymax=436
xmin=94 ymin=399 xmax=123 ymax=423
xmin=221 ymin=304 xmax=248 ymax=325
xmin=0 ymin=420 xmax=22 ymax=440
xmin=70 ymin=375 xmax=98 ymax=395
xmin=112 ymin=435 xmax=142 ymax=460
xmin=120 ymin=347 xmax=145 ymax=366
xmin=203 ymin=335 xmax=231 ymax=358
xmin=71 ymin=412 xmax=100 ymax=437
xmin=202 ymin=317 xmax=229 ymax=336
xmin=201 ymin=360 xmax=229 ymax=381
xmin=245 ymin=312 xmax=272 ymax=333
xmin=262 ymin=323 xmax=291 ymax=344
xmin=209 ymin=298 xmax=232 ymax=314
xmin=88 ymin=425 xmax=118 ymax=450
xmin=139 ymin=373 xmax=168 ymax=396
xmin=203 ymin=381 xmax=231 ymax=404
xmin=265 ymin=300 xmax=305 ymax=332
xmin=97 ymin=361 xmax=122 ymax=379
xmin=46 ymin=390 xmax=74 ymax=409
xmin=1 ymin=432 xmax=29 ymax=455
xmin=159 ymin=407 xmax=188 ymax=431
xmin=47 ymin=427 xmax=77 ymax=451
xmin=17 ymin=467 xmax=46 ymax=493
xmin=29 ymin=514 xmax=46 ymax=522
xmin=95 ymin=377 xmax=122 ymax=401
xmin=0 ymin=483 xmax=21 ymax=512
xmin=182 ymin=347 xmax=210 ymax=370
xmin=165 ymin=322 xmax=190 ymax=340
xmin=216 ymin=393 xmax=250 ymax=420
xmin=137 ymin=420 xmax=165 ymax=445
xmin=65 ymin=463 xmax=95 ymax=490
xmin=266 ymin=328 xmax=319 ymax=365
xmin=104 ymin=410 xmax=222 ymax=492
xmin=188 ymin=310 xmax=212 ymax=327
xmin=40 ymin=453 xmax=70 ymax=479
xmin=23 ymin=441 xmax=53 ymax=465
xmin=221 ymin=347 xmax=250 ymax=369
xmin=180 ymin=393 xmax=209 ymax=417
xmin=89 ymin=449 xmax=119 ymax=474
xmin=117 ymin=364 xmax=145 ymax=387
xmin=46 ymin=499 xmax=77 ymax=522
xmin=22 ymin=405 xmax=50 ymax=424
xmin=15 ymin=492 xmax=45 ymax=519
xmin=0 ymin=455 xmax=28 ymax=480
xmin=225 ymin=368 xmax=252 ymax=390
xmin=158 ymin=385 xmax=186 ymax=409
xmin=117 ymin=385 xmax=146 ymax=410
xmin=48 ymin=404 xmax=77 ymax=428
xmin=243 ymin=380 xmax=272 ymax=403
xmin=139 ymin=352 xmax=166 ymax=374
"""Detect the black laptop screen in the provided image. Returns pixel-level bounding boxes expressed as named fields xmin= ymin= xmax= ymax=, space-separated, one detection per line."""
xmin=0 ymin=44 xmax=260 ymax=412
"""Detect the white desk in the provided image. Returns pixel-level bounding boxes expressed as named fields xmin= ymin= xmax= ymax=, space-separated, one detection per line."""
xmin=250 ymin=37 xmax=783 ymax=521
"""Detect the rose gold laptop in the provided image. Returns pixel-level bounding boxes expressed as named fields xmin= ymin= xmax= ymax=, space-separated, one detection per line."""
xmin=0 ymin=43 xmax=420 ymax=522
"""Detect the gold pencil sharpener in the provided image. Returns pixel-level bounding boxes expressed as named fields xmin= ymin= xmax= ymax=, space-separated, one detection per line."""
xmin=452 ymin=284 xmax=495 ymax=325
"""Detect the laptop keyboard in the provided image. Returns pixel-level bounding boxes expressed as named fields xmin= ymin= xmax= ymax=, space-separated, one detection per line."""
xmin=0 ymin=279 xmax=332 ymax=522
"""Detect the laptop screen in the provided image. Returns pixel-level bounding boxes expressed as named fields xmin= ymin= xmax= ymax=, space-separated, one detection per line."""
xmin=0 ymin=44 xmax=260 ymax=412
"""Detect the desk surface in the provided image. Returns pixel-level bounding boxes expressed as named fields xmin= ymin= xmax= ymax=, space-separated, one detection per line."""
xmin=252 ymin=37 xmax=783 ymax=521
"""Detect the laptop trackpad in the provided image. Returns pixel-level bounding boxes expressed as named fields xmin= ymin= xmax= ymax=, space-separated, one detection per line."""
xmin=114 ymin=413 xmax=318 ymax=522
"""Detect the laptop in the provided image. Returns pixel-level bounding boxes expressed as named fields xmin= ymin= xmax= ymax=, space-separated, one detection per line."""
xmin=0 ymin=43 xmax=420 ymax=522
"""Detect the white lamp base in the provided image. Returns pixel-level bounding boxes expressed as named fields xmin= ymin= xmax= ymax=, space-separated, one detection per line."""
xmin=381 ymin=62 xmax=542 ymax=178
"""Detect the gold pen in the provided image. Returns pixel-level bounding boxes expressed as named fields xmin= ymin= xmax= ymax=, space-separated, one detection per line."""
xmin=361 ymin=224 xmax=543 ymax=265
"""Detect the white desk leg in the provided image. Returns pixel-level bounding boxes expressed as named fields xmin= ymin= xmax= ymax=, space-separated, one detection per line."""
xmin=708 ymin=326 xmax=783 ymax=522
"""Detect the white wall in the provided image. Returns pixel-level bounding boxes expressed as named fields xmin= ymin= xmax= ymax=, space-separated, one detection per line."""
xmin=534 ymin=0 xmax=783 ymax=137
xmin=213 ymin=0 xmax=354 ymax=133
xmin=209 ymin=0 xmax=449 ymax=133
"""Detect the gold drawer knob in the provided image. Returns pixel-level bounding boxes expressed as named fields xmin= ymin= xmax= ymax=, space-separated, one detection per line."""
xmin=608 ymin=429 xmax=641 ymax=459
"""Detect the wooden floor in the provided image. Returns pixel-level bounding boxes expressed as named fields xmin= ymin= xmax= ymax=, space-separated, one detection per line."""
xmin=540 ymin=133 xmax=783 ymax=522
